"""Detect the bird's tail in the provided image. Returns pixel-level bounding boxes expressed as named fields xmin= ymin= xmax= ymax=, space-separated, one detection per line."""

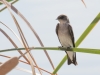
xmin=65 ymin=51 xmax=77 ymax=65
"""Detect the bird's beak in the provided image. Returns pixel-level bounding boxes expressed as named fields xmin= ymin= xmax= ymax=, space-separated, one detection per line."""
xmin=56 ymin=18 xmax=58 ymax=20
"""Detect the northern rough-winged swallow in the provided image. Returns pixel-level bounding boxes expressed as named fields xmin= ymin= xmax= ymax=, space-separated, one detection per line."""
xmin=56 ymin=14 xmax=77 ymax=65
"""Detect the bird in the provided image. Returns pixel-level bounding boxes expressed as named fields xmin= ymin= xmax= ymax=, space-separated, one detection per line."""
xmin=56 ymin=14 xmax=77 ymax=65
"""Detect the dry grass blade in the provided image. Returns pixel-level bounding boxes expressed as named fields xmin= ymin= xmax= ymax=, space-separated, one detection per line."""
xmin=3 ymin=4 xmax=42 ymax=75
xmin=0 ymin=57 xmax=18 ymax=75
xmin=0 ymin=0 xmax=18 ymax=12
xmin=0 ymin=28 xmax=52 ymax=74
xmin=0 ymin=28 xmax=30 ymax=64
xmin=0 ymin=28 xmax=35 ymax=74
xmin=0 ymin=54 xmax=53 ymax=75
xmin=0 ymin=21 xmax=21 ymax=42
xmin=7 ymin=11 xmax=36 ymax=75
xmin=81 ymin=0 xmax=87 ymax=8
xmin=1 ymin=0 xmax=55 ymax=71
xmin=16 ymin=67 xmax=41 ymax=75
xmin=11 ymin=14 xmax=42 ymax=75
xmin=1 ymin=2 xmax=35 ymax=74
xmin=0 ymin=21 xmax=30 ymax=64
xmin=15 ymin=67 xmax=32 ymax=74
xmin=16 ymin=66 xmax=54 ymax=75
xmin=0 ymin=54 xmax=29 ymax=64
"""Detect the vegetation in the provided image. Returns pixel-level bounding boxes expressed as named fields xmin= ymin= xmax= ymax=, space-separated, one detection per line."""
xmin=0 ymin=0 xmax=100 ymax=75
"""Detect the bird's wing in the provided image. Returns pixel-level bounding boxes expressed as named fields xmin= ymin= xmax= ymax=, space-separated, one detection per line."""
xmin=56 ymin=23 xmax=62 ymax=44
xmin=56 ymin=23 xmax=59 ymax=35
xmin=68 ymin=24 xmax=75 ymax=47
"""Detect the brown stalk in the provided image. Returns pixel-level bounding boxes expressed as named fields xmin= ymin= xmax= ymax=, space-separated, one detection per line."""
xmin=0 ymin=27 xmax=52 ymax=74
xmin=0 ymin=54 xmax=29 ymax=64
xmin=0 ymin=0 xmax=18 ymax=12
xmin=4 ymin=3 xmax=42 ymax=74
xmin=0 ymin=21 xmax=30 ymax=65
xmin=0 ymin=28 xmax=34 ymax=74
xmin=1 ymin=0 xmax=55 ymax=72
xmin=0 ymin=54 xmax=54 ymax=75
xmin=14 ymin=17 xmax=39 ymax=75
xmin=0 ymin=12 xmax=41 ymax=75
xmin=0 ymin=22 xmax=38 ymax=73
xmin=81 ymin=0 xmax=87 ymax=8
xmin=2 ymin=0 xmax=43 ymax=74
xmin=0 ymin=28 xmax=31 ymax=65
xmin=7 ymin=10 xmax=38 ymax=75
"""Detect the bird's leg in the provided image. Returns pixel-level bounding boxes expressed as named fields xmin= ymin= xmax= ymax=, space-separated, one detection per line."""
xmin=58 ymin=46 xmax=72 ymax=51
xmin=58 ymin=46 xmax=65 ymax=50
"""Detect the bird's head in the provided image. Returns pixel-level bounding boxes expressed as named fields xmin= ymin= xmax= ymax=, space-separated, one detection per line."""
xmin=56 ymin=14 xmax=69 ymax=23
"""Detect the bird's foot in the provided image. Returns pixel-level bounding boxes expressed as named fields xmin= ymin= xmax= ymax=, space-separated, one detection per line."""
xmin=65 ymin=46 xmax=72 ymax=52
xmin=67 ymin=46 xmax=71 ymax=49
xmin=58 ymin=46 xmax=63 ymax=48
xmin=58 ymin=46 xmax=65 ymax=50
xmin=58 ymin=46 xmax=72 ymax=51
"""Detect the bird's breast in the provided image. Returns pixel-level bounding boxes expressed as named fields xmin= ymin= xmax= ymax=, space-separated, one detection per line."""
xmin=58 ymin=25 xmax=73 ymax=47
